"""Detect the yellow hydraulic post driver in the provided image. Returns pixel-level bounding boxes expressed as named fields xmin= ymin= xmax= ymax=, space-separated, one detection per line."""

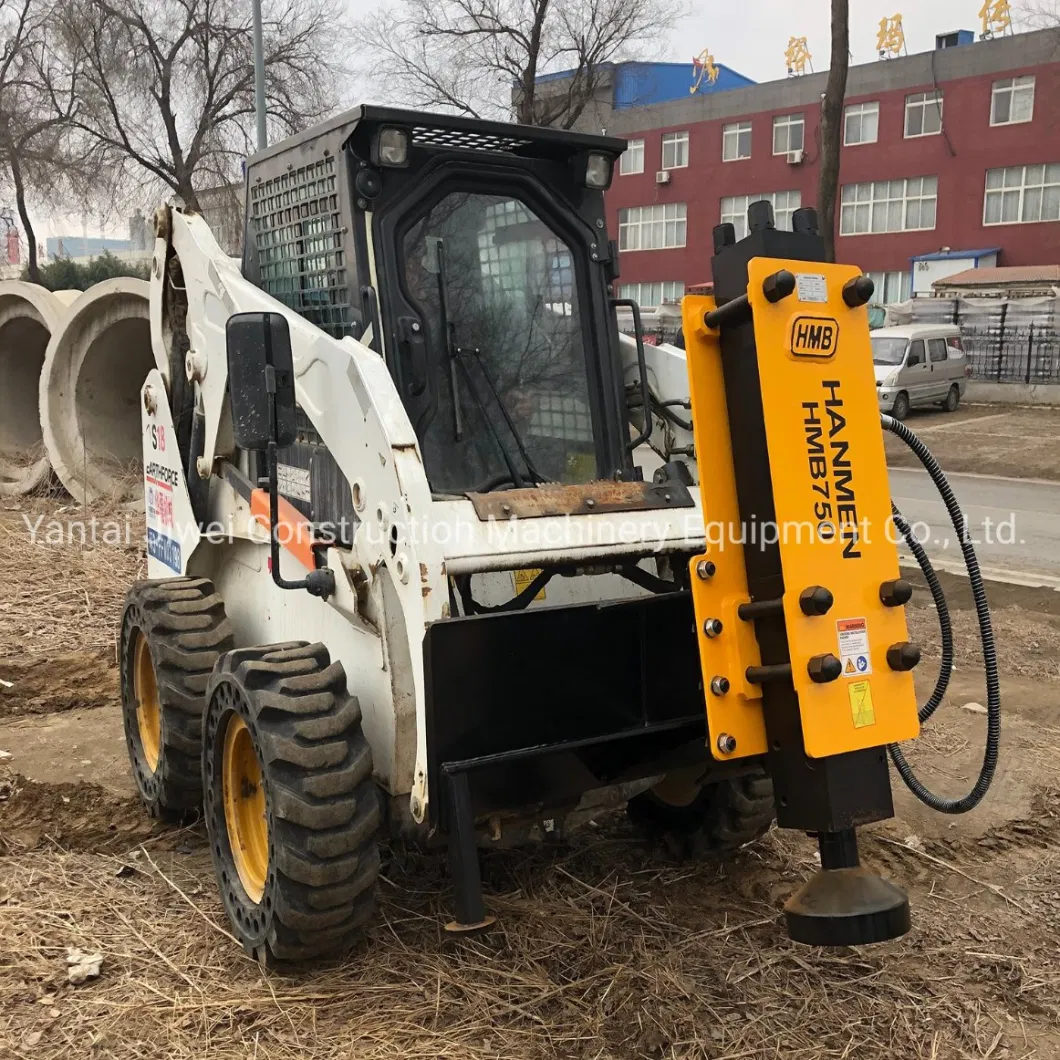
xmin=682 ymin=200 xmax=1000 ymax=945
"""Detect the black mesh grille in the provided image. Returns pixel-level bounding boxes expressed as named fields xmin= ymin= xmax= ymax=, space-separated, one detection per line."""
xmin=411 ymin=124 xmax=534 ymax=154
xmin=249 ymin=155 xmax=354 ymax=338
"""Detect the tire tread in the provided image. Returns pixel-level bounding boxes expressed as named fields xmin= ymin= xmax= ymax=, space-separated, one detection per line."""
xmin=203 ymin=641 xmax=381 ymax=963
xmin=627 ymin=767 xmax=775 ymax=858
xmin=120 ymin=577 xmax=233 ymax=817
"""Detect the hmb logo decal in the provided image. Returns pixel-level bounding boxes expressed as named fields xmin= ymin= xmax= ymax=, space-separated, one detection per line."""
xmin=791 ymin=315 xmax=839 ymax=358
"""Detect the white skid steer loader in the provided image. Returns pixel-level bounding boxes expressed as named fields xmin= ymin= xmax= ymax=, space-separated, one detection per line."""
xmin=122 ymin=106 xmax=1000 ymax=962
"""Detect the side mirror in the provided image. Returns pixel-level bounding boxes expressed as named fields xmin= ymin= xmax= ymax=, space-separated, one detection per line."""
xmin=225 ymin=311 xmax=297 ymax=450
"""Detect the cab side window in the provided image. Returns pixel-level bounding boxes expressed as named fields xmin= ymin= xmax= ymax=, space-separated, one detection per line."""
xmin=928 ymin=338 xmax=948 ymax=362
xmin=907 ymin=340 xmax=925 ymax=366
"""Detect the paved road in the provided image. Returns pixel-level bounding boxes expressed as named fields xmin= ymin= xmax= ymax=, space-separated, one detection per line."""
xmin=888 ymin=467 xmax=1060 ymax=589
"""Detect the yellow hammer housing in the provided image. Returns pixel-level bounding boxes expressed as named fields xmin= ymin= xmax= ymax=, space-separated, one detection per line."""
xmin=683 ymin=201 xmax=921 ymax=946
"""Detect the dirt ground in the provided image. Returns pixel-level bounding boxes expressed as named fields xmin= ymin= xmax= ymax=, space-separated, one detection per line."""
xmin=884 ymin=403 xmax=1060 ymax=481
xmin=2 ymin=497 xmax=1060 ymax=1058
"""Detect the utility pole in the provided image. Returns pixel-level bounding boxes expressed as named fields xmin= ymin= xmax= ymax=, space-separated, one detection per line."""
xmin=252 ymin=0 xmax=267 ymax=150
xmin=816 ymin=0 xmax=849 ymax=262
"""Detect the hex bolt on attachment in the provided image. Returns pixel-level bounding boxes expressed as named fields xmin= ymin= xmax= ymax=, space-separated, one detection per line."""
xmin=842 ymin=274 xmax=875 ymax=308
xmin=703 ymin=617 xmax=723 ymax=638
xmin=798 ymin=585 xmax=834 ymax=616
xmin=807 ymin=653 xmax=843 ymax=684
xmin=762 ymin=269 xmax=796 ymax=304
xmin=887 ymin=642 xmax=921 ymax=671
xmin=696 ymin=559 xmax=716 ymax=580
xmin=716 ymin=733 xmax=737 ymax=755
xmin=710 ymin=675 xmax=730 ymax=696
xmin=879 ymin=578 xmax=914 ymax=607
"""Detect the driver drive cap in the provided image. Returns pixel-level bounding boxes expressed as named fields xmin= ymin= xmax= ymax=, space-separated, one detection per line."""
xmin=784 ymin=866 xmax=911 ymax=946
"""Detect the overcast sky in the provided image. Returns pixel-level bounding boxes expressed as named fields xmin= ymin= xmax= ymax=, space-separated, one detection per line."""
xmin=670 ymin=1 xmax=995 ymax=82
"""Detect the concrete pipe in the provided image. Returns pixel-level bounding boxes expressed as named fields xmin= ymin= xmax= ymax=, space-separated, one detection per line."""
xmin=40 ymin=278 xmax=154 ymax=505
xmin=0 ymin=282 xmax=79 ymax=496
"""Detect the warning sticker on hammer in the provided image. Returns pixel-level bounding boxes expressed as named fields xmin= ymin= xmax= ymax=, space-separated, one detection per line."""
xmin=836 ymin=617 xmax=872 ymax=678
xmin=849 ymin=680 xmax=876 ymax=728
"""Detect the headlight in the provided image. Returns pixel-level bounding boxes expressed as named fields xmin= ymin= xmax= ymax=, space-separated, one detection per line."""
xmin=377 ymin=127 xmax=409 ymax=167
xmin=883 ymin=370 xmax=899 ymax=386
xmin=585 ymin=152 xmax=613 ymax=189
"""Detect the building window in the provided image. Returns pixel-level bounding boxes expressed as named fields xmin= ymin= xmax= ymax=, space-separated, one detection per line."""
xmin=618 ymin=203 xmax=687 ymax=251
xmin=904 ymin=91 xmax=943 ymax=138
xmin=844 ymin=102 xmax=879 ymax=145
xmin=619 ymin=281 xmax=684 ymax=308
xmin=772 ymin=114 xmax=805 ymax=155
xmin=990 ymin=76 xmax=1035 ymax=126
xmin=866 ymin=270 xmax=912 ymax=304
xmin=983 ymin=164 xmax=1060 ymax=225
xmin=619 ymin=139 xmax=644 ymax=175
xmin=840 ymin=177 xmax=938 ymax=235
xmin=661 ymin=132 xmax=689 ymax=170
xmin=722 ymin=121 xmax=752 ymax=161
xmin=721 ymin=190 xmax=802 ymax=240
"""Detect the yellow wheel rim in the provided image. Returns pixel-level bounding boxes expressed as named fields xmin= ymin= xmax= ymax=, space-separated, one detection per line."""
xmin=222 ymin=715 xmax=268 ymax=904
xmin=133 ymin=633 xmax=161 ymax=772
xmin=651 ymin=768 xmax=702 ymax=808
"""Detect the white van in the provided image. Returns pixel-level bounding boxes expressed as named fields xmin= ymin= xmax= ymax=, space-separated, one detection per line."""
xmin=872 ymin=324 xmax=970 ymax=419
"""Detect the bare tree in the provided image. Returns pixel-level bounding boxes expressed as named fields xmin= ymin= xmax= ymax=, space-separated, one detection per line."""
xmin=60 ymin=0 xmax=346 ymax=211
xmin=1018 ymin=1 xmax=1060 ymax=27
xmin=816 ymin=0 xmax=848 ymax=262
xmin=0 ymin=0 xmax=84 ymax=281
xmin=354 ymin=0 xmax=682 ymax=130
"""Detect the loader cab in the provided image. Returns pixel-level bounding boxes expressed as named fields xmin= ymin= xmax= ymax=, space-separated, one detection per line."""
xmin=243 ymin=107 xmax=633 ymax=521
xmin=342 ymin=109 xmax=631 ymax=492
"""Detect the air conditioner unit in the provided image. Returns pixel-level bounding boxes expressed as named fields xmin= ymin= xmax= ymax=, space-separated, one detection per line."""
xmin=787 ymin=149 xmax=805 ymax=165
xmin=655 ymin=170 xmax=671 ymax=184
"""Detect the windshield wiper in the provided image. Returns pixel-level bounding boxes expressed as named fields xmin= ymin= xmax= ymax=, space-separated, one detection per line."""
xmin=462 ymin=346 xmax=546 ymax=485
xmin=434 ymin=239 xmax=541 ymax=490
xmin=434 ymin=239 xmax=464 ymax=443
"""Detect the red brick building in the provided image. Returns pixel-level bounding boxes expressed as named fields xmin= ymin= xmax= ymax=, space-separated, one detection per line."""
xmin=580 ymin=28 xmax=1060 ymax=307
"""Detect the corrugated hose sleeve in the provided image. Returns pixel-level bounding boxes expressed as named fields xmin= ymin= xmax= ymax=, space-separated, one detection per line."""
xmin=891 ymin=500 xmax=953 ymax=724
xmin=881 ymin=414 xmax=1000 ymax=814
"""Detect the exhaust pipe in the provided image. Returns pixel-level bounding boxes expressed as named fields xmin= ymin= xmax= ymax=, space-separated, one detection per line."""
xmin=0 ymin=282 xmax=80 ymax=497
xmin=39 ymin=278 xmax=154 ymax=505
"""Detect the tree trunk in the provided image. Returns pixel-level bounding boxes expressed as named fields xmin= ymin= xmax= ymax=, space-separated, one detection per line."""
xmin=816 ymin=0 xmax=849 ymax=262
xmin=10 ymin=154 xmax=39 ymax=284
xmin=176 ymin=173 xmax=200 ymax=212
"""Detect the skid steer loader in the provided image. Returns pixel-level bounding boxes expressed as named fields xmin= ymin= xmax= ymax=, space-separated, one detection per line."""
xmin=122 ymin=106 xmax=999 ymax=961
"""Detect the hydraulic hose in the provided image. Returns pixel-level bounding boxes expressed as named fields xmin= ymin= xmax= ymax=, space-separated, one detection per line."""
xmin=882 ymin=414 xmax=1000 ymax=813
xmin=891 ymin=500 xmax=953 ymax=724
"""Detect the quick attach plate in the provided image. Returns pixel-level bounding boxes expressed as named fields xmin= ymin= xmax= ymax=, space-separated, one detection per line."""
xmin=746 ymin=257 xmax=919 ymax=759
xmin=682 ymin=295 xmax=767 ymax=762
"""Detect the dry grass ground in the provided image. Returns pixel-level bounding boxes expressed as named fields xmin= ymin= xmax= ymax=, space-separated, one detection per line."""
xmin=1 ymin=498 xmax=1059 ymax=1059
xmin=884 ymin=405 xmax=1060 ymax=482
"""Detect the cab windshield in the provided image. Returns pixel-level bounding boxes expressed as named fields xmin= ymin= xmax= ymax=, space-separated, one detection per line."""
xmin=871 ymin=337 xmax=908 ymax=366
xmin=400 ymin=191 xmax=597 ymax=493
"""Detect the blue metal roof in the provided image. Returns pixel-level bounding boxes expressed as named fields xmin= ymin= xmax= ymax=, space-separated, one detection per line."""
xmin=536 ymin=60 xmax=756 ymax=107
xmin=910 ymin=247 xmax=1000 ymax=261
